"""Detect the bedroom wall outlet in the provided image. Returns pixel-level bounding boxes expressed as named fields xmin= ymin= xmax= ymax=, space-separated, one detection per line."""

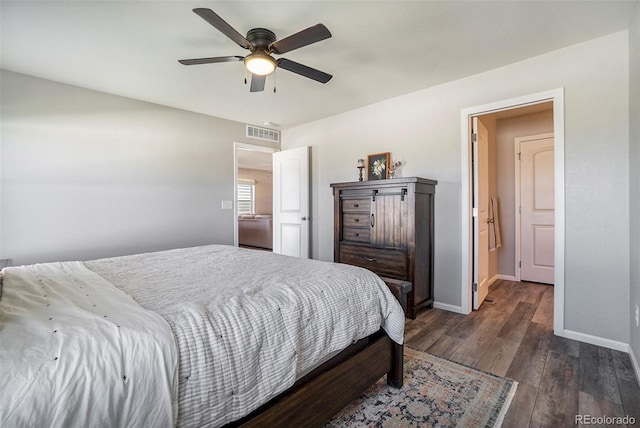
xmin=221 ymin=200 xmax=233 ymax=210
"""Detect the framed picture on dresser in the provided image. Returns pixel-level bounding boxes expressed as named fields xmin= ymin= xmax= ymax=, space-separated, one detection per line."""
xmin=367 ymin=152 xmax=390 ymax=180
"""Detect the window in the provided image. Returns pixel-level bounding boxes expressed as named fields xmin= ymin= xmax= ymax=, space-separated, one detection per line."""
xmin=237 ymin=179 xmax=255 ymax=214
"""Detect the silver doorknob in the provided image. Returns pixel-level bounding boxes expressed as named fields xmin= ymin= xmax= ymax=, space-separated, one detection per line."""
xmin=301 ymin=216 xmax=308 ymax=221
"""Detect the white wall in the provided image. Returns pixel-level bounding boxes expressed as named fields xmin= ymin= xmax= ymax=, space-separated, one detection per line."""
xmin=629 ymin=3 xmax=640 ymax=366
xmin=283 ymin=31 xmax=630 ymax=345
xmin=0 ymin=70 xmax=271 ymax=265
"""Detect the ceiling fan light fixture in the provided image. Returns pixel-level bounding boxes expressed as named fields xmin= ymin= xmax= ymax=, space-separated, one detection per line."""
xmin=245 ymin=52 xmax=276 ymax=76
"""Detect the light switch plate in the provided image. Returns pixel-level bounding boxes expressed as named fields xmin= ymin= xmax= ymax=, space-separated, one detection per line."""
xmin=221 ymin=200 xmax=233 ymax=210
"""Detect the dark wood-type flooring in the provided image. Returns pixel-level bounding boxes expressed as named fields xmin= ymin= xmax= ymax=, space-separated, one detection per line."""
xmin=405 ymin=280 xmax=640 ymax=427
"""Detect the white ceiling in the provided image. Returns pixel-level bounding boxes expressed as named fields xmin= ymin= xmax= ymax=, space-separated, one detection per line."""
xmin=1 ymin=1 xmax=636 ymax=130
xmin=237 ymin=149 xmax=273 ymax=171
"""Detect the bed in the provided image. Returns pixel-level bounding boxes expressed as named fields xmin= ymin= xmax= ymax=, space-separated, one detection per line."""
xmin=0 ymin=245 xmax=406 ymax=427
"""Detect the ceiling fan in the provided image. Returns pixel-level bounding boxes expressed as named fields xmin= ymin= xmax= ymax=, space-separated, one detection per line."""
xmin=179 ymin=8 xmax=333 ymax=92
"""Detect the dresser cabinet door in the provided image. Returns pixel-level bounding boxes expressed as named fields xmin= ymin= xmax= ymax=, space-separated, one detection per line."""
xmin=371 ymin=188 xmax=409 ymax=249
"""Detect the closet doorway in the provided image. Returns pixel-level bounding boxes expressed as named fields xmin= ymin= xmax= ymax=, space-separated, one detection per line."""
xmin=471 ymin=103 xmax=554 ymax=308
xmin=461 ymin=89 xmax=564 ymax=335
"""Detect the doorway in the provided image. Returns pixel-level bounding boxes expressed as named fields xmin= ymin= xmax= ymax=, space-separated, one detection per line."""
xmin=233 ymin=143 xmax=311 ymax=258
xmin=461 ymin=88 xmax=565 ymax=335
xmin=233 ymin=143 xmax=277 ymax=249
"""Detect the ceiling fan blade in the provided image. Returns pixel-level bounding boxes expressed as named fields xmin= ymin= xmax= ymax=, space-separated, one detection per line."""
xmin=270 ymin=24 xmax=331 ymax=55
xmin=178 ymin=56 xmax=244 ymax=65
xmin=277 ymin=58 xmax=332 ymax=83
xmin=193 ymin=8 xmax=252 ymax=49
xmin=250 ymin=74 xmax=266 ymax=92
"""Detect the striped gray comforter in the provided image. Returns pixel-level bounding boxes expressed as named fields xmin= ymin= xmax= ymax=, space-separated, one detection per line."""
xmin=85 ymin=245 xmax=404 ymax=427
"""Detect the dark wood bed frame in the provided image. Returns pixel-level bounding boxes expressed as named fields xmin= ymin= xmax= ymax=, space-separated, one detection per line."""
xmin=228 ymin=277 xmax=412 ymax=428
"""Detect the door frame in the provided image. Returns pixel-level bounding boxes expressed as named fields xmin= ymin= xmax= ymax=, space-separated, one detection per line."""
xmin=514 ymin=133 xmax=555 ymax=282
xmin=233 ymin=142 xmax=278 ymax=247
xmin=460 ymin=88 xmax=565 ymax=336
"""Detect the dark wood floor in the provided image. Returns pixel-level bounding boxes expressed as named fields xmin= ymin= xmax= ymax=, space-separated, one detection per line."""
xmin=405 ymin=280 xmax=640 ymax=427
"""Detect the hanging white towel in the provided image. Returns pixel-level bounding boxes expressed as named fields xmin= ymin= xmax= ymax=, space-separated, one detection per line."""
xmin=489 ymin=196 xmax=502 ymax=252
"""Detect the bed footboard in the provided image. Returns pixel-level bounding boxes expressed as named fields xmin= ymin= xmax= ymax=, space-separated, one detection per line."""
xmin=230 ymin=331 xmax=402 ymax=428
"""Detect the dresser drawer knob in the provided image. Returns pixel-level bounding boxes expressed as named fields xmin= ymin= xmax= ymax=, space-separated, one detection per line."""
xmin=353 ymin=204 xmax=359 ymax=208
xmin=363 ymin=256 xmax=377 ymax=262
xmin=355 ymin=233 xmax=359 ymax=237
xmin=354 ymin=218 xmax=359 ymax=222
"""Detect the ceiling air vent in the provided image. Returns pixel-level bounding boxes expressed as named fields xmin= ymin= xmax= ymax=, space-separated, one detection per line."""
xmin=246 ymin=124 xmax=280 ymax=143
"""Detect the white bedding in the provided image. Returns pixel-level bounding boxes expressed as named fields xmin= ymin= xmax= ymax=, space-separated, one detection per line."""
xmin=1 ymin=245 xmax=405 ymax=428
xmin=0 ymin=261 xmax=178 ymax=428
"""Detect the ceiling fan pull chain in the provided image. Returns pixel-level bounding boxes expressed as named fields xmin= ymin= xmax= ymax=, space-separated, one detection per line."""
xmin=273 ymin=69 xmax=277 ymax=93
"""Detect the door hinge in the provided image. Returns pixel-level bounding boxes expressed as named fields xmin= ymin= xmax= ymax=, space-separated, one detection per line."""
xmin=473 ymin=283 xmax=478 ymax=292
xmin=472 ymin=133 xmax=477 ymax=143
xmin=519 ymin=261 xmax=522 ymax=268
xmin=517 ymin=152 xmax=521 ymax=160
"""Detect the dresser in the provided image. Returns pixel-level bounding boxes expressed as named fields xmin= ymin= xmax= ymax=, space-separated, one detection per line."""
xmin=331 ymin=177 xmax=436 ymax=318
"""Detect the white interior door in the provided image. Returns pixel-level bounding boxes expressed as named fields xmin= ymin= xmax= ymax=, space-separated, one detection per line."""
xmin=517 ymin=134 xmax=555 ymax=284
xmin=273 ymin=146 xmax=310 ymax=258
xmin=473 ymin=117 xmax=490 ymax=309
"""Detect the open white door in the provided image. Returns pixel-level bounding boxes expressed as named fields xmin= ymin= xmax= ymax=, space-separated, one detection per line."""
xmin=473 ymin=117 xmax=490 ymax=309
xmin=273 ymin=146 xmax=310 ymax=258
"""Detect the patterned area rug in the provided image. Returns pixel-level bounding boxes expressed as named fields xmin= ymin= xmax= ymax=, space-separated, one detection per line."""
xmin=324 ymin=348 xmax=517 ymax=428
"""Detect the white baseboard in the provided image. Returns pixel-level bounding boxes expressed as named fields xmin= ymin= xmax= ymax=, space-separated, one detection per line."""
xmin=560 ymin=331 xmax=640 ymax=383
xmin=495 ymin=274 xmax=517 ymax=282
xmin=433 ymin=301 xmax=468 ymax=314
xmin=561 ymin=329 xmax=629 ymax=352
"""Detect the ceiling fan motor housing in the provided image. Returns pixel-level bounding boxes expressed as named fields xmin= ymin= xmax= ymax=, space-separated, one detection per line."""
xmin=246 ymin=28 xmax=276 ymax=50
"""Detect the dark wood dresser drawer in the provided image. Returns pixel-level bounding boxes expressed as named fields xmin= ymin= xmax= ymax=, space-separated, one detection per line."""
xmin=339 ymin=244 xmax=407 ymax=279
xmin=342 ymin=227 xmax=370 ymax=243
xmin=341 ymin=198 xmax=371 ymax=213
xmin=343 ymin=213 xmax=370 ymax=227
